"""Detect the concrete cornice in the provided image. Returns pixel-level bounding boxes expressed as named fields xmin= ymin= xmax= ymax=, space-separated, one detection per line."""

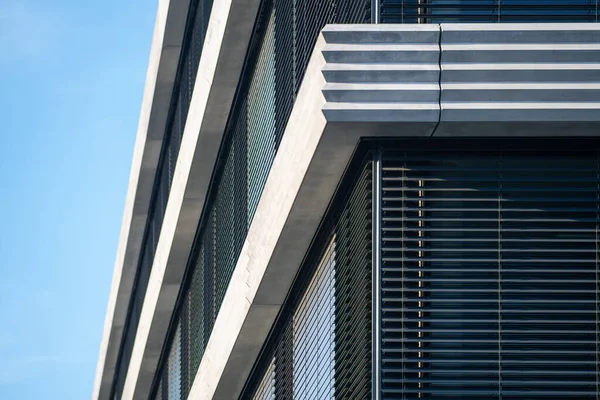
xmin=322 ymin=23 xmax=600 ymax=131
xmin=438 ymin=23 xmax=600 ymax=135
xmin=93 ymin=1 xmax=191 ymax=399
xmin=117 ymin=0 xmax=263 ymax=398
xmin=187 ymin=23 xmax=600 ymax=400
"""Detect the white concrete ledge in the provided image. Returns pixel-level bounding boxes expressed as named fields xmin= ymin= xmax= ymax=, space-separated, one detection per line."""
xmin=98 ymin=20 xmax=600 ymax=400
xmin=93 ymin=1 xmax=190 ymax=399
xmin=187 ymin=23 xmax=600 ymax=400
xmin=438 ymin=23 xmax=600 ymax=134
xmin=187 ymin=27 xmax=437 ymax=400
xmin=118 ymin=0 xmax=263 ymax=398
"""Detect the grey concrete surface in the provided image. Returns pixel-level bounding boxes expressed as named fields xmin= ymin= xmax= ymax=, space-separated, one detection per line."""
xmin=93 ymin=1 xmax=190 ymax=399
xmin=187 ymin=26 xmax=438 ymax=400
xmin=321 ymin=25 xmax=440 ymax=123
xmin=186 ymin=23 xmax=600 ymax=400
xmin=437 ymin=23 xmax=600 ymax=135
xmin=99 ymin=21 xmax=600 ymax=400
xmin=118 ymin=0 xmax=263 ymax=398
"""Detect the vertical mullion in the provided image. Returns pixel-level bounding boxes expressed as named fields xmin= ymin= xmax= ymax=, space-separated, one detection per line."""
xmin=401 ymin=153 xmax=406 ymax=400
xmin=498 ymin=155 xmax=503 ymax=399
xmin=371 ymin=0 xmax=380 ymax=23
xmin=417 ymin=164 xmax=424 ymax=399
xmin=498 ymin=0 xmax=502 ymax=22
xmin=596 ymin=153 xmax=599 ymax=400
xmin=402 ymin=0 xmax=405 ymax=23
xmin=373 ymin=147 xmax=382 ymax=400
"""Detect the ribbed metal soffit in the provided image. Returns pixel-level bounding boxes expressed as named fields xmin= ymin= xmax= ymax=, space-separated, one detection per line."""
xmin=321 ymin=23 xmax=600 ymax=134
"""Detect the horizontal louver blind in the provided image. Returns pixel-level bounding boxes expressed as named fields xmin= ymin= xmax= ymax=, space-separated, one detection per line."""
xmin=254 ymin=359 xmax=276 ymax=399
xmin=245 ymin=158 xmax=373 ymax=400
xmin=293 ymin=240 xmax=336 ymax=399
xmin=112 ymin=0 xmax=215 ymax=397
xmin=151 ymin=2 xmax=370 ymax=399
xmin=381 ymin=148 xmax=600 ymax=399
xmin=335 ymin=161 xmax=373 ymax=400
xmin=380 ymin=0 xmax=600 ymax=23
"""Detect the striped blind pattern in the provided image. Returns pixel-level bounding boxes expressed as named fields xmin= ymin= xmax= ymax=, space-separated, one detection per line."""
xmin=381 ymin=0 xmax=600 ymax=23
xmin=254 ymin=360 xmax=276 ymax=400
xmin=292 ymin=240 xmax=337 ymax=399
xmin=380 ymin=143 xmax=600 ymax=399
xmin=246 ymin=158 xmax=373 ymax=400
xmin=150 ymin=1 xmax=370 ymax=399
xmin=111 ymin=0 xmax=214 ymax=397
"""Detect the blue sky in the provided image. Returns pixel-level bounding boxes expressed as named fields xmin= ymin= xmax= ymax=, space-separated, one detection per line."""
xmin=0 ymin=1 xmax=155 ymax=398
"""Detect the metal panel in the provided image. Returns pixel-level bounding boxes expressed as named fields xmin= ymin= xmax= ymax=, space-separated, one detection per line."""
xmin=380 ymin=141 xmax=600 ymax=399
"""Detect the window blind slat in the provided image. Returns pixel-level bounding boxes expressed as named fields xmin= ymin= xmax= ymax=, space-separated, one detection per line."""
xmin=381 ymin=146 xmax=600 ymax=399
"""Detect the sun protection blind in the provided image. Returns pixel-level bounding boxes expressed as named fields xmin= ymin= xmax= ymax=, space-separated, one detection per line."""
xmin=111 ymin=0 xmax=214 ymax=397
xmin=151 ymin=1 xmax=370 ymax=398
xmin=245 ymin=157 xmax=373 ymax=400
xmin=380 ymin=146 xmax=600 ymax=399
xmin=380 ymin=0 xmax=600 ymax=23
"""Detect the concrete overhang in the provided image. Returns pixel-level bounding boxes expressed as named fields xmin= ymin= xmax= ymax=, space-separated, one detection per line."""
xmin=115 ymin=0 xmax=264 ymax=398
xmin=93 ymin=0 xmax=191 ymax=399
xmin=186 ymin=23 xmax=600 ymax=400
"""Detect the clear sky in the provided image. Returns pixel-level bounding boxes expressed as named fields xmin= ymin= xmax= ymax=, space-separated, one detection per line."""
xmin=0 ymin=1 xmax=155 ymax=398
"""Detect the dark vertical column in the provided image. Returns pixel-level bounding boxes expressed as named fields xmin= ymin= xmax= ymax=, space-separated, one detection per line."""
xmin=372 ymin=0 xmax=380 ymax=22
xmin=597 ymin=153 xmax=600 ymax=399
xmin=373 ymin=149 xmax=382 ymax=400
xmin=334 ymin=157 xmax=374 ymax=400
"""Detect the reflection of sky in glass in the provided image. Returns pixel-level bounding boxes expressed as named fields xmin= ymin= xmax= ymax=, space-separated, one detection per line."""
xmin=253 ymin=359 xmax=275 ymax=400
xmin=293 ymin=239 xmax=336 ymax=400
xmin=167 ymin=325 xmax=181 ymax=400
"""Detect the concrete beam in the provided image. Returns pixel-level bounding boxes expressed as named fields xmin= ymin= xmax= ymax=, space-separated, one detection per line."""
xmin=118 ymin=0 xmax=263 ymax=398
xmin=93 ymin=1 xmax=190 ymax=399
xmin=186 ymin=23 xmax=600 ymax=400
xmin=436 ymin=23 xmax=600 ymax=136
xmin=187 ymin=25 xmax=439 ymax=400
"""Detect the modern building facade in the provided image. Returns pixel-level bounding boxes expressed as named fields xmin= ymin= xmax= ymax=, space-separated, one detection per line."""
xmin=93 ymin=1 xmax=600 ymax=399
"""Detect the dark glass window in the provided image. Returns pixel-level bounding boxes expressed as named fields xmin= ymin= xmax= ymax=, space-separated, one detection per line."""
xmin=150 ymin=1 xmax=370 ymax=398
xmin=380 ymin=141 xmax=600 ymax=399
xmin=381 ymin=0 xmax=599 ymax=23
xmin=244 ymin=157 xmax=373 ymax=400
